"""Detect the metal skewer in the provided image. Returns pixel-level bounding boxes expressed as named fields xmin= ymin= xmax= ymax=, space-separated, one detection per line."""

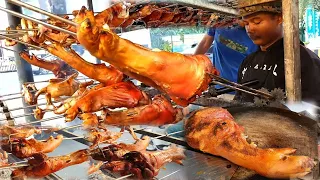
xmin=0 ymin=76 xmax=91 ymax=98
xmin=0 ymin=33 xmax=24 ymax=38
xmin=0 ymin=6 xmax=76 ymax=36
xmin=0 ymin=101 xmax=57 ymax=113
xmin=0 ymin=34 xmax=43 ymax=50
xmin=9 ymin=136 xmax=86 ymax=144
xmin=208 ymin=72 xmax=274 ymax=99
xmin=115 ymin=174 xmax=134 ymax=180
xmin=18 ymin=115 xmax=65 ymax=126
xmin=211 ymin=79 xmax=259 ymax=97
xmin=0 ymin=29 xmax=38 ymax=32
xmin=7 ymin=0 xmax=77 ymax=27
xmin=0 ymin=46 xmax=19 ymax=53
xmin=0 ymin=163 xmax=29 ymax=169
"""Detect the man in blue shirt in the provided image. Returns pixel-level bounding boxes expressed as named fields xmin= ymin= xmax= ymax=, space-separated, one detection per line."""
xmin=195 ymin=25 xmax=259 ymax=89
xmin=165 ymin=25 xmax=259 ymax=138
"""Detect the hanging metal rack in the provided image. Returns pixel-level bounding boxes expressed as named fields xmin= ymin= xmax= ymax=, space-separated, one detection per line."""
xmin=0 ymin=0 xmax=311 ymax=179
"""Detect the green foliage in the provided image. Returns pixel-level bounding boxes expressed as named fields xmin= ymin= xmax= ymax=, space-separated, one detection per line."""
xmin=299 ymin=0 xmax=320 ymax=21
xmin=150 ymin=26 xmax=206 ymax=51
xmin=162 ymin=41 xmax=172 ymax=52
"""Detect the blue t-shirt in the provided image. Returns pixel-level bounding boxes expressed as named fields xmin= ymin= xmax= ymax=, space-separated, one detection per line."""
xmin=208 ymin=27 xmax=258 ymax=90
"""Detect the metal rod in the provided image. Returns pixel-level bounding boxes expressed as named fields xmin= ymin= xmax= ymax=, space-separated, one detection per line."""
xmin=152 ymin=130 xmax=184 ymax=139
xmin=60 ymin=124 xmax=82 ymax=130
xmin=0 ymin=28 xmax=38 ymax=32
xmin=282 ymin=0 xmax=301 ymax=103
xmin=0 ymin=163 xmax=28 ymax=169
xmin=21 ymin=115 xmax=64 ymax=126
xmin=115 ymin=174 xmax=134 ymax=180
xmin=211 ymin=79 xmax=259 ymax=97
xmin=0 ymin=101 xmax=52 ymax=113
xmin=7 ymin=0 xmax=77 ymax=27
xmin=0 ymin=46 xmax=18 ymax=53
xmin=0 ymin=34 xmax=43 ymax=50
xmin=0 ymin=77 xmax=91 ymax=100
xmin=10 ymin=136 xmax=85 ymax=144
xmin=0 ymin=6 xmax=76 ymax=36
xmin=170 ymin=0 xmax=238 ymax=15
xmin=0 ymin=112 xmax=35 ymax=121
xmin=0 ymin=33 xmax=24 ymax=37
xmin=208 ymin=73 xmax=274 ymax=99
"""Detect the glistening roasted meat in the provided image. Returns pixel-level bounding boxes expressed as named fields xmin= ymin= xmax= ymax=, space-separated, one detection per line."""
xmin=104 ymin=145 xmax=185 ymax=180
xmin=1 ymin=135 xmax=63 ymax=159
xmin=20 ymin=51 xmax=76 ymax=78
xmin=12 ymin=150 xmax=89 ymax=179
xmin=91 ymin=136 xmax=150 ymax=162
xmin=46 ymin=43 xmax=123 ymax=85
xmin=33 ymin=73 xmax=80 ymax=106
xmin=64 ymin=81 xmax=150 ymax=121
xmin=87 ymin=128 xmax=123 ymax=149
xmin=102 ymin=95 xmax=183 ymax=126
xmin=0 ymin=125 xmax=41 ymax=139
xmin=54 ymin=81 xmax=97 ymax=115
xmin=75 ymin=8 xmax=219 ymax=106
xmin=185 ymin=107 xmax=316 ymax=179
xmin=21 ymin=83 xmax=37 ymax=105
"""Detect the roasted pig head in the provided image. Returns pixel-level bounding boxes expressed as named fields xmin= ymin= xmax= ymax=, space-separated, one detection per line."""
xmin=185 ymin=107 xmax=316 ymax=179
xmin=75 ymin=9 xmax=219 ymax=107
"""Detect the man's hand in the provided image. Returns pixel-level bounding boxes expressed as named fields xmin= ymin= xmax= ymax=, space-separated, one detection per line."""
xmin=194 ymin=34 xmax=214 ymax=55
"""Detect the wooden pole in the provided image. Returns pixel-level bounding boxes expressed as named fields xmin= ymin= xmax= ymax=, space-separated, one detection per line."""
xmin=282 ymin=0 xmax=301 ymax=102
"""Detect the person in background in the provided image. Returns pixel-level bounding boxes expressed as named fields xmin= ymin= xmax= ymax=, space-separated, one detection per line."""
xmin=165 ymin=23 xmax=259 ymax=137
xmin=194 ymin=22 xmax=259 ymax=91
xmin=235 ymin=0 xmax=320 ymax=107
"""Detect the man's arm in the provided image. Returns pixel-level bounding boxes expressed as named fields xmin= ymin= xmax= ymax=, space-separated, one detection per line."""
xmin=194 ymin=34 xmax=214 ymax=55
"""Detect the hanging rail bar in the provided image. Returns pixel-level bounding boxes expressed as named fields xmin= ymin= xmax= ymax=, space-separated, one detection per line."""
xmin=0 ymin=6 xmax=76 ymax=36
xmin=0 ymin=77 xmax=92 ymax=99
xmin=0 ymin=28 xmax=38 ymax=32
xmin=0 ymin=34 xmax=43 ymax=50
xmin=0 ymin=46 xmax=19 ymax=53
xmin=21 ymin=115 xmax=64 ymax=125
xmin=7 ymin=0 xmax=77 ymax=27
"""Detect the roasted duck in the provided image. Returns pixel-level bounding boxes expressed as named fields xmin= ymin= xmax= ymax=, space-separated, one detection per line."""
xmin=33 ymin=106 xmax=46 ymax=120
xmin=20 ymin=19 xmax=35 ymax=45
xmin=104 ymin=145 xmax=185 ymax=179
xmin=0 ymin=150 xmax=8 ymax=167
xmin=64 ymin=81 xmax=150 ymax=121
xmin=87 ymin=128 xmax=123 ymax=149
xmin=46 ymin=43 xmax=124 ymax=85
xmin=4 ymin=27 xmax=18 ymax=46
xmin=185 ymin=107 xmax=316 ymax=179
xmin=91 ymin=136 xmax=150 ymax=162
xmin=22 ymin=19 xmax=46 ymax=45
xmin=54 ymin=80 xmax=96 ymax=115
xmin=102 ymin=95 xmax=183 ymax=126
xmin=75 ymin=8 xmax=218 ymax=106
xmin=12 ymin=149 xmax=89 ymax=179
xmin=33 ymin=80 xmax=95 ymax=120
xmin=20 ymin=51 xmax=76 ymax=78
xmin=33 ymin=73 xmax=80 ymax=106
xmin=0 ymin=125 xmax=41 ymax=139
xmin=1 ymin=135 xmax=63 ymax=159
xmin=21 ymin=83 xmax=37 ymax=105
